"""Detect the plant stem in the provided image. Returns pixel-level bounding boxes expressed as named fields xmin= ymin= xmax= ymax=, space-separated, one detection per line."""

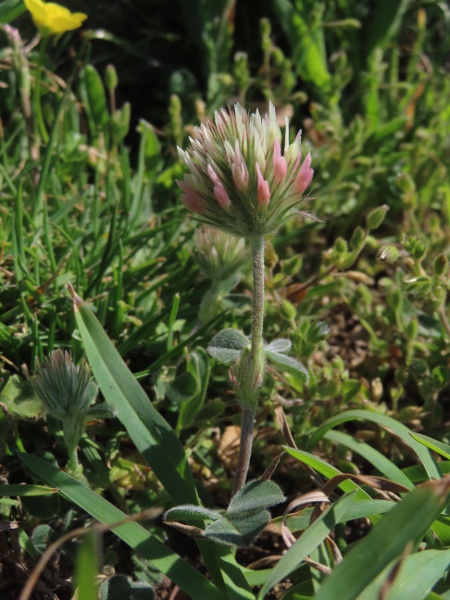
xmin=437 ymin=304 xmax=450 ymax=338
xmin=232 ymin=406 xmax=256 ymax=495
xmin=232 ymin=234 xmax=265 ymax=494
xmin=250 ymin=235 xmax=265 ymax=359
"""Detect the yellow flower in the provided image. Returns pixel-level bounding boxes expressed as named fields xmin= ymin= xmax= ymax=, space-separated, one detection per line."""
xmin=24 ymin=0 xmax=87 ymax=36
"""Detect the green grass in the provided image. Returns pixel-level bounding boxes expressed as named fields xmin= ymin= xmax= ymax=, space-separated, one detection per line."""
xmin=0 ymin=1 xmax=449 ymax=599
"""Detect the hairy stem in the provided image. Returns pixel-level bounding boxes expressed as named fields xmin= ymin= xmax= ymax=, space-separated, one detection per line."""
xmin=250 ymin=235 xmax=265 ymax=358
xmin=232 ymin=235 xmax=265 ymax=494
xmin=232 ymin=406 xmax=256 ymax=495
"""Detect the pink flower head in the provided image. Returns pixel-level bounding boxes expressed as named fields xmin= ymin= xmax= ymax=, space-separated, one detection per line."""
xmin=207 ymin=165 xmax=231 ymax=211
xmin=231 ymin=141 xmax=249 ymax=191
xmin=256 ymin=164 xmax=270 ymax=210
xmin=294 ymin=152 xmax=314 ymax=195
xmin=176 ymin=102 xmax=315 ymax=237
xmin=272 ymin=138 xmax=287 ymax=185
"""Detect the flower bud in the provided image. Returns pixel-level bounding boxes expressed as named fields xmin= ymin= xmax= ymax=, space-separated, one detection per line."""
xmin=105 ymin=64 xmax=118 ymax=91
xmin=350 ymin=226 xmax=365 ymax=252
xmin=366 ymin=205 xmax=389 ymax=230
xmin=194 ymin=227 xmax=249 ymax=282
xmin=378 ymin=245 xmax=399 ymax=263
xmin=28 ymin=350 xmax=97 ymax=420
xmin=279 ymin=299 xmax=297 ymax=322
xmin=433 ymin=254 xmax=447 ymax=278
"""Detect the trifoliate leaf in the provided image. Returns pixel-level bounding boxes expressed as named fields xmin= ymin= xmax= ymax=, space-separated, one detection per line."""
xmin=266 ymin=339 xmax=291 ymax=353
xmin=203 ymin=510 xmax=271 ymax=547
xmin=266 ymin=350 xmax=309 ymax=383
xmin=0 ymin=376 xmax=43 ymax=420
xmin=164 ymin=504 xmax=222 ymax=525
xmin=203 ymin=517 xmax=242 ymax=546
xmin=166 ymin=372 xmax=199 ymax=406
xmin=227 ymin=480 xmax=285 ymax=517
xmin=207 ymin=328 xmax=249 ymax=364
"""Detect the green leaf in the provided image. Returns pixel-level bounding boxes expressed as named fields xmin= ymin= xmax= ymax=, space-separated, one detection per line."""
xmin=19 ymin=453 xmax=224 ymax=600
xmin=71 ymin=288 xmax=197 ymax=505
xmin=136 ymin=120 xmax=162 ymax=182
xmin=75 ymin=530 xmax=99 ymax=600
xmin=207 ymin=328 xmax=249 ymax=364
xmin=272 ymin=0 xmax=332 ymax=91
xmin=265 ymin=350 xmax=309 ymax=383
xmin=0 ymin=484 xmax=58 ymax=497
xmin=166 ymin=372 xmax=199 ymax=406
xmin=165 ymin=505 xmax=223 ymax=525
xmin=204 ymin=511 xmax=269 ymax=548
xmin=0 ymin=0 xmax=26 ymax=24
xmin=410 ymin=433 xmax=450 ymax=460
xmin=227 ymin=480 xmax=285 ymax=517
xmin=257 ymin=492 xmax=358 ymax=599
xmin=100 ymin=575 xmax=154 ymax=600
xmin=266 ymin=339 xmax=291 ymax=353
xmin=0 ymin=375 xmax=43 ymax=419
xmin=306 ymin=409 xmax=441 ymax=480
xmin=81 ymin=65 xmax=109 ymax=134
xmin=357 ymin=549 xmax=450 ymax=600
xmin=324 ymin=430 xmax=414 ymax=490
xmin=177 ymin=349 xmax=211 ymax=431
xmin=365 ymin=0 xmax=412 ymax=58
xmin=284 ymin=447 xmax=371 ymax=497
xmin=315 ymin=480 xmax=450 ymax=600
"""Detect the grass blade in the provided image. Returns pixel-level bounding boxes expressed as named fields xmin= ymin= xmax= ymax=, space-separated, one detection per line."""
xmin=411 ymin=433 xmax=450 ymax=460
xmin=69 ymin=284 xmax=197 ymax=505
xmin=357 ymin=549 xmax=450 ymax=600
xmin=75 ymin=530 xmax=99 ymax=600
xmin=284 ymin=447 xmax=371 ymax=497
xmin=324 ymin=430 xmax=414 ymax=489
xmin=257 ymin=492 xmax=358 ymax=599
xmin=306 ymin=409 xmax=441 ymax=480
xmin=0 ymin=484 xmax=58 ymax=496
xmin=315 ymin=479 xmax=450 ymax=600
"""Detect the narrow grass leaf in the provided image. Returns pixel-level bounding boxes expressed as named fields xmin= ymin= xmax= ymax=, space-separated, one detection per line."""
xmin=70 ymin=287 xmax=197 ymax=505
xmin=411 ymin=433 xmax=450 ymax=460
xmin=324 ymin=430 xmax=414 ymax=489
xmin=315 ymin=479 xmax=450 ymax=600
xmin=257 ymin=492 xmax=358 ymax=599
xmin=284 ymin=447 xmax=371 ymax=497
xmin=357 ymin=549 xmax=450 ymax=600
xmin=0 ymin=0 xmax=26 ymax=23
xmin=0 ymin=484 xmax=58 ymax=496
xmin=306 ymin=409 xmax=441 ymax=480
xmin=75 ymin=530 xmax=99 ymax=600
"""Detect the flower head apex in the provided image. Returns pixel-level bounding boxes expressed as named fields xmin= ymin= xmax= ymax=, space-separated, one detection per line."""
xmin=177 ymin=102 xmax=314 ymax=237
xmin=24 ymin=0 xmax=87 ymax=36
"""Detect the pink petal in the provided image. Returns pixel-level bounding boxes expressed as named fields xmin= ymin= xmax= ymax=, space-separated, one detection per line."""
xmin=294 ymin=152 xmax=314 ymax=194
xmin=272 ymin=138 xmax=287 ymax=185
xmin=256 ymin=163 xmax=271 ymax=209
xmin=232 ymin=141 xmax=249 ymax=191
xmin=207 ymin=165 xmax=231 ymax=210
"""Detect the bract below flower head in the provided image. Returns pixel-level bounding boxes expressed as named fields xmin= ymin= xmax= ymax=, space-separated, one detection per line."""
xmin=24 ymin=0 xmax=87 ymax=36
xmin=177 ymin=103 xmax=315 ymax=237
